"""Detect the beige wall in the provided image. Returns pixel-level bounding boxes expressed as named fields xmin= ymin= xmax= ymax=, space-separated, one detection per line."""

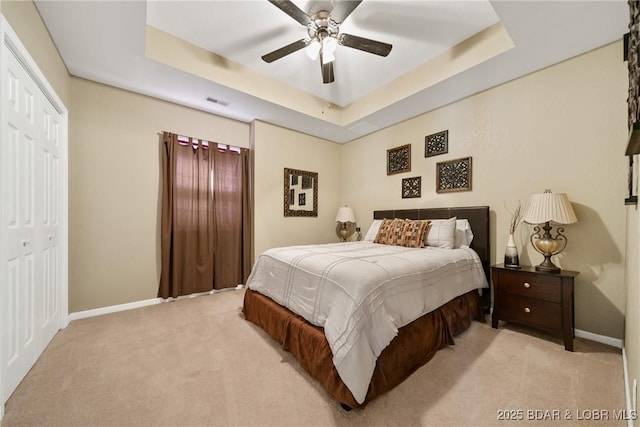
xmin=625 ymin=202 xmax=639 ymax=409
xmin=341 ymin=40 xmax=628 ymax=340
xmin=252 ymin=121 xmax=342 ymax=259
xmin=69 ymin=77 xmax=250 ymax=312
xmin=2 ymin=0 xmax=70 ymax=106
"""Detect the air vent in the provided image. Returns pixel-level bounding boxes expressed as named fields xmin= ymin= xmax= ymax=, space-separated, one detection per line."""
xmin=206 ymin=97 xmax=229 ymax=107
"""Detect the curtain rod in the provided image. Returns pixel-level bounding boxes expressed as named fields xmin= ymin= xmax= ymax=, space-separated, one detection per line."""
xmin=160 ymin=130 xmax=245 ymax=153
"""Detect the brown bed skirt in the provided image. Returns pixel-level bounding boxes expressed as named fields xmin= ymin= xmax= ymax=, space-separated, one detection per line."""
xmin=242 ymin=288 xmax=485 ymax=408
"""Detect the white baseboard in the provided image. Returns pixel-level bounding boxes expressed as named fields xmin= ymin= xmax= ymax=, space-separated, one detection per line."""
xmin=576 ymin=329 xmax=633 ymax=425
xmin=67 ymin=285 xmax=245 ymax=322
xmin=575 ymin=328 xmax=623 ymax=349
xmin=68 ymin=297 xmax=162 ymax=322
xmin=623 ymin=344 xmax=636 ymax=427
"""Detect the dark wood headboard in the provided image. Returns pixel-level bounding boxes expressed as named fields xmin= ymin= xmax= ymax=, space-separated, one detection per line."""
xmin=373 ymin=206 xmax=491 ymax=282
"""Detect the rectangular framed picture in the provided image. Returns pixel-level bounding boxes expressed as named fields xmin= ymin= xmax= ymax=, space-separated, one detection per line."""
xmin=386 ymin=144 xmax=411 ymax=175
xmin=425 ymin=130 xmax=448 ymax=157
xmin=284 ymin=167 xmax=318 ymax=217
xmin=436 ymin=156 xmax=472 ymax=193
xmin=402 ymin=176 xmax=421 ymax=199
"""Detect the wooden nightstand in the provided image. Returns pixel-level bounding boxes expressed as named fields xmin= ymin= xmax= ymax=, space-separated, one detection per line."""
xmin=491 ymin=264 xmax=579 ymax=351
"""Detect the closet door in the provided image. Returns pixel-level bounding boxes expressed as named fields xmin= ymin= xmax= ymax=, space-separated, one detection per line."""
xmin=1 ymin=38 xmax=65 ymax=404
xmin=41 ymin=95 xmax=61 ymax=345
xmin=2 ymin=44 xmax=43 ymax=400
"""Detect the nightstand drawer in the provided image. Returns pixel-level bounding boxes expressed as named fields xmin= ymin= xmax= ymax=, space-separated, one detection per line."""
xmin=499 ymin=294 xmax=562 ymax=331
xmin=496 ymin=269 xmax=561 ymax=303
xmin=491 ymin=264 xmax=579 ymax=351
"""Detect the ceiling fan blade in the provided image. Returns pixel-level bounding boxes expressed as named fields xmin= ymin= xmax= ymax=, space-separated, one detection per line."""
xmin=320 ymin=53 xmax=335 ymax=84
xmin=268 ymin=0 xmax=312 ymax=26
xmin=330 ymin=0 xmax=362 ymax=24
xmin=261 ymin=39 xmax=308 ymax=63
xmin=339 ymin=33 xmax=392 ymax=57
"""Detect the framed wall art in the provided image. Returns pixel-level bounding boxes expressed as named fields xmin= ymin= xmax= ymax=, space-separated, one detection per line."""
xmin=284 ymin=167 xmax=318 ymax=217
xmin=425 ymin=130 xmax=448 ymax=157
xmin=386 ymin=144 xmax=411 ymax=175
xmin=436 ymin=156 xmax=472 ymax=193
xmin=402 ymin=176 xmax=422 ymax=199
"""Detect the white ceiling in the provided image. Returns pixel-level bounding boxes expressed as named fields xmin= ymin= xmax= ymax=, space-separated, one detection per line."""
xmin=34 ymin=0 xmax=629 ymax=143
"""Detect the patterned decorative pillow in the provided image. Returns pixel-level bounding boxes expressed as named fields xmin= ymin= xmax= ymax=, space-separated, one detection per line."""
xmin=373 ymin=219 xmax=396 ymax=244
xmin=400 ymin=220 xmax=430 ymax=248
xmin=374 ymin=218 xmax=407 ymax=245
xmin=387 ymin=218 xmax=406 ymax=246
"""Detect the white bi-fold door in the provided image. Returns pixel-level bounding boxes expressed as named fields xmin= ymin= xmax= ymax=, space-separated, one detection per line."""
xmin=1 ymin=18 xmax=68 ymax=416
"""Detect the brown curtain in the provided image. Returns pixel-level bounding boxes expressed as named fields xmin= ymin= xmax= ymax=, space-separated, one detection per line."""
xmin=159 ymin=132 xmax=252 ymax=298
xmin=212 ymin=146 xmax=252 ymax=289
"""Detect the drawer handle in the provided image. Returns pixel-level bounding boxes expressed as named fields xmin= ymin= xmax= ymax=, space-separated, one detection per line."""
xmin=524 ymin=307 xmax=531 ymax=314
xmin=523 ymin=282 xmax=531 ymax=289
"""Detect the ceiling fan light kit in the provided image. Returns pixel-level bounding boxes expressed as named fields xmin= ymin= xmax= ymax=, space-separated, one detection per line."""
xmin=305 ymin=35 xmax=337 ymax=64
xmin=262 ymin=0 xmax=392 ymax=84
xmin=306 ymin=39 xmax=320 ymax=60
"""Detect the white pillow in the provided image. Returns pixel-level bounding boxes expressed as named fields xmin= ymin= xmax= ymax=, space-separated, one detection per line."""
xmin=363 ymin=219 xmax=383 ymax=242
xmin=454 ymin=219 xmax=474 ymax=248
xmin=425 ymin=217 xmax=456 ymax=249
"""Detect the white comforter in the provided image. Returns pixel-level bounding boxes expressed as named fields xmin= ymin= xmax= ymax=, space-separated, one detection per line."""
xmin=246 ymin=241 xmax=488 ymax=404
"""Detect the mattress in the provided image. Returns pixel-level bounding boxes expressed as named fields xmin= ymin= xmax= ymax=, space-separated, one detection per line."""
xmin=245 ymin=241 xmax=488 ymax=403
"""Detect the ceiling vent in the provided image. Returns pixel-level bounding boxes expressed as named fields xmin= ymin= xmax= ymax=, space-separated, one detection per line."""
xmin=206 ymin=97 xmax=229 ymax=107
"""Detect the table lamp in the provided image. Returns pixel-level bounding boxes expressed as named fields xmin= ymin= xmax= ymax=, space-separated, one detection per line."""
xmin=522 ymin=190 xmax=578 ymax=273
xmin=335 ymin=206 xmax=356 ymax=242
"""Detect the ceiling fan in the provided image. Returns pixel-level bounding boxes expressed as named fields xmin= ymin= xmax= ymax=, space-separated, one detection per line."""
xmin=261 ymin=0 xmax=392 ymax=84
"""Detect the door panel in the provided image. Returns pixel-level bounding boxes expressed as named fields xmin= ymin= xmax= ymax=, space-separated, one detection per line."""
xmin=2 ymin=44 xmax=57 ymax=401
xmin=41 ymin=96 xmax=60 ymax=338
xmin=6 ymin=258 xmax=19 ymax=366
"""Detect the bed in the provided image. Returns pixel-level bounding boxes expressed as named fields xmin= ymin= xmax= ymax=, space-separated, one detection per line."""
xmin=243 ymin=206 xmax=491 ymax=409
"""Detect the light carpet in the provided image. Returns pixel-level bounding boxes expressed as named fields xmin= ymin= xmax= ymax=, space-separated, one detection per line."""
xmin=1 ymin=289 xmax=626 ymax=426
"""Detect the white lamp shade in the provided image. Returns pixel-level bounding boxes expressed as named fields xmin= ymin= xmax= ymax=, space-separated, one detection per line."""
xmin=323 ymin=36 xmax=337 ymax=54
xmin=306 ymin=39 xmax=320 ymax=60
xmin=321 ymin=37 xmax=337 ymax=64
xmin=522 ymin=192 xmax=578 ymax=225
xmin=335 ymin=206 xmax=356 ymax=223
xmin=322 ymin=48 xmax=335 ymax=64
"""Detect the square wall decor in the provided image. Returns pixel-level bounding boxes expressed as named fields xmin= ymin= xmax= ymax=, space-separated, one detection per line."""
xmin=387 ymin=144 xmax=411 ymax=175
xmin=402 ymin=176 xmax=422 ymax=199
xmin=436 ymin=156 xmax=472 ymax=193
xmin=425 ymin=130 xmax=448 ymax=157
